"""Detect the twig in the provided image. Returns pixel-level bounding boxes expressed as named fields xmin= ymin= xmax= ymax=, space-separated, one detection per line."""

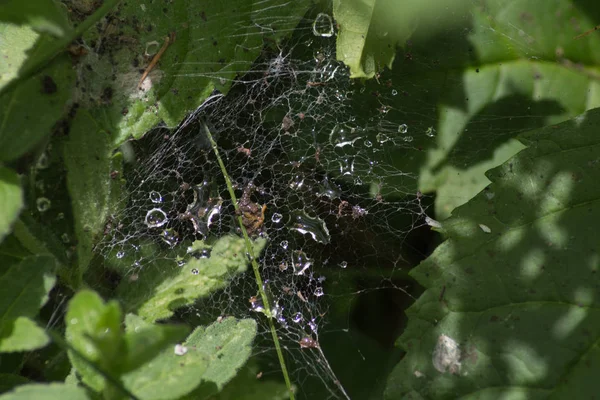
xmin=138 ymin=32 xmax=175 ymax=89
xmin=574 ymin=24 xmax=600 ymax=40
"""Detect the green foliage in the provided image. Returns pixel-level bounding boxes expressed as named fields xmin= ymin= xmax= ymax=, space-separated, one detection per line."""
xmin=386 ymin=108 xmax=600 ymax=398
xmin=0 ymin=168 xmax=22 ymax=243
xmin=117 ymin=236 xmax=266 ymax=322
xmin=64 ymin=110 xmax=124 ymax=278
xmin=0 ymin=255 xmax=56 ymax=352
xmin=0 ymin=383 xmax=89 ymax=400
xmin=0 ymin=0 xmax=71 ymax=37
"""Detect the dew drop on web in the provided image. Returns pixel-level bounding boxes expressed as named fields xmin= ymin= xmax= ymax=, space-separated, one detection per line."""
xmin=36 ymin=197 xmax=51 ymax=212
xmin=271 ymin=212 xmax=283 ymax=223
xmin=312 ymin=13 xmax=334 ymax=37
xmin=398 ymin=124 xmax=408 ymax=134
xmin=292 ymin=312 xmax=303 ymax=323
xmin=289 ymin=211 xmax=330 ymax=244
xmin=340 ymin=261 xmax=348 ymax=269
xmin=314 ymin=287 xmax=324 ymax=297
xmin=145 ymin=208 xmax=168 ymax=228
xmin=191 ymin=268 xmax=199 ymax=275
xmin=149 ymin=190 xmax=163 ymax=203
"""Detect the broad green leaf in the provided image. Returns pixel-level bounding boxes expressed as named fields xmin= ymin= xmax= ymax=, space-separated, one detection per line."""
xmin=0 ymin=167 xmax=23 ymax=244
xmin=0 ymin=0 xmax=71 ymax=37
xmin=74 ymin=0 xmax=312 ymax=148
xmin=65 ymin=290 xmax=124 ymax=391
xmin=187 ymin=317 xmax=257 ymax=390
xmin=123 ymin=313 xmax=189 ymax=373
xmin=333 ymin=0 xmax=470 ymax=78
xmin=118 ymin=236 xmax=266 ymax=322
xmin=386 ymin=108 xmax=600 ymax=398
xmin=0 ymin=255 xmax=56 ymax=352
xmin=0 ymin=383 xmax=89 ymax=400
xmin=64 ymin=110 xmax=124 ymax=275
xmin=342 ymin=0 xmax=600 ymax=215
xmin=0 ymin=53 xmax=75 ymax=162
xmin=123 ymin=318 xmax=254 ymax=400
xmin=0 ymin=374 xmax=29 ymax=395
xmin=0 ymin=25 xmax=38 ymax=90
xmin=0 ymin=317 xmax=49 ymax=352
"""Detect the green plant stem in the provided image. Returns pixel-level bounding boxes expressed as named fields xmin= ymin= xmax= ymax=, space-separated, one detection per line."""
xmin=202 ymin=122 xmax=295 ymax=400
xmin=0 ymin=0 xmax=123 ymax=96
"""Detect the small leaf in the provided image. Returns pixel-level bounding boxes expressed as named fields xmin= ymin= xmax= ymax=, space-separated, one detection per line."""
xmin=65 ymin=290 xmax=124 ymax=392
xmin=64 ymin=110 xmax=123 ymax=275
xmin=0 ymin=24 xmax=38 ymax=91
xmin=386 ymin=108 xmax=600 ymax=398
xmin=0 ymin=383 xmax=89 ymax=400
xmin=0 ymin=53 xmax=75 ymax=162
xmin=0 ymin=167 xmax=23 ymax=244
xmin=186 ymin=318 xmax=257 ymax=391
xmin=118 ymin=236 xmax=266 ymax=322
xmin=0 ymin=255 xmax=56 ymax=352
xmin=0 ymin=317 xmax=49 ymax=352
xmin=0 ymin=0 xmax=71 ymax=37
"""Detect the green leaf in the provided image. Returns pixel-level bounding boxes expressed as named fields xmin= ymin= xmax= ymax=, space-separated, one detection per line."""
xmin=73 ymin=0 xmax=312 ymax=148
xmin=118 ymin=236 xmax=266 ymax=322
xmin=0 ymin=374 xmax=29 ymax=395
xmin=0 ymin=0 xmax=71 ymax=37
xmin=123 ymin=313 xmax=189 ymax=373
xmin=0 ymin=24 xmax=38 ymax=91
xmin=333 ymin=0 xmax=470 ymax=78
xmin=0 ymin=53 xmax=75 ymax=162
xmin=386 ymin=108 xmax=600 ymax=398
xmin=0 ymin=383 xmax=89 ymax=400
xmin=0 ymin=167 xmax=23 ymax=244
xmin=126 ymin=318 xmax=258 ymax=400
xmin=64 ymin=290 xmax=124 ymax=391
xmin=0 ymin=255 xmax=56 ymax=352
xmin=64 ymin=110 xmax=124 ymax=276
xmin=186 ymin=318 xmax=257 ymax=391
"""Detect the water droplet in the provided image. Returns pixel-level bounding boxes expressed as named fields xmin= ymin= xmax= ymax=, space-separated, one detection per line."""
xmin=116 ymin=251 xmax=125 ymax=259
xmin=312 ymin=13 xmax=334 ymax=37
xmin=279 ymin=262 xmax=288 ymax=271
xmin=271 ymin=213 xmax=283 ymax=223
xmin=249 ymin=296 xmax=265 ymax=313
xmin=317 ymin=178 xmax=341 ymax=199
xmin=149 ymin=191 xmax=163 ymax=203
xmin=161 ymin=228 xmax=179 ymax=247
xmin=61 ymin=233 xmax=70 ymax=243
xmin=289 ymin=211 xmax=330 ymax=244
xmin=177 ymin=260 xmax=186 ymax=267
xmin=191 ymin=268 xmax=199 ymax=275
xmin=292 ymin=250 xmax=312 ymax=275
xmin=145 ymin=208 xmax=168 ymax=228
xmin=391 ymin=89 xmax=398 ymax=96
xmin=314 ymin=287 xmax=324 ymax=297
xmin=289 ymin=174 xmax=305 ymax=190
xmin=36 ymin=197 xmax=51 ymax=212
xmin=56 ymin=212 xmax=65 ymax=220
xmin=174 ymin=344 xmax=188 ymax=356
xmin=339 ymin=158 xmax=355 ymax=175
xmin=376 ymin=133 xmax=390 ymax=144
xmin=308 ymin=319 xmax=318 ymax=332
xmin=403 ymin=136 xmax=414 ymax=143
xmin=364 ymin=140 xmax=373 ymax=148
xmin=479 ymin=224 xmax=492 ymax=233
xmin=292 ymin=312 xmax=303 ymax=323
xmin=425 ymin=126 xmax=436 ymax=137
xmin=36 ymin=152 xmax=50 ymax=169
xmin=340 ymin=261 xmax=348 ymax=269
xmin=398 ymin=124 xmax=408 ymax=134
xmin=299 ymin=336 xmax=319 ymax=349
xmin=280 ymin=240 xmax=289 ymax=250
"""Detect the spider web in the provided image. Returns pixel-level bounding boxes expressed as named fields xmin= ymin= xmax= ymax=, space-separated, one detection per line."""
xmin=94 ymin=6 xmax=428 ymax=399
